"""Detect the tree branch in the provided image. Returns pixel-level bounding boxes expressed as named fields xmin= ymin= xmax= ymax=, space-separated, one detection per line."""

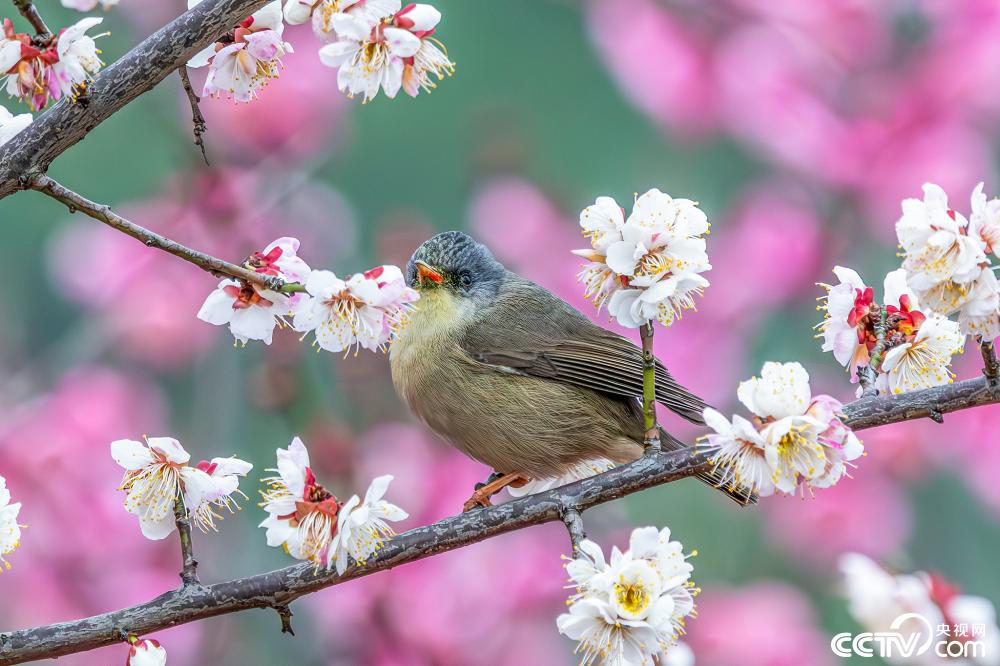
xmin=2 ymin=377 xmax=998 ymax=664
xmin=858 ymin=305 xmax=887 ymax=397
xmin=28 ymin=174 xmax=303 ymax=293
xmin=177 ymin=67 xmax=209 ymax=165
xmin=174 ymin=496 xmax=199 ymax=587
xmin=561 ymin=508 xmax=586 ymax=556
xmin=0 ymin=0 xmax=271 ymax=200
xmin=978 ymin=336 xmax=999 ymax=389
xmin=11 ymin=0 xmax=50 ymax=41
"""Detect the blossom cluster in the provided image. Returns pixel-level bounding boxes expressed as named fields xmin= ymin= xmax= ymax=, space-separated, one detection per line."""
xmin=819 ymin=266 xmax=964 ymax=394
xmin=196 ymin=236 xmax=418 ymax=353
xmin=0 ymin=475 xmax=23 ymax=571
xmin=573 ymin=188 xmax=711 ymax=329
xmin=898 ymin=183 xmax=1000 ymax=341
xmin=260 ymin=436 xmax=407 ymax=571
xmin=840 ymin=553 xmax=1000 ymax=665
xmin=111 ymin=436 xmax=252 ymax=540
xmin=701 ymin=361 xmax=864 ymax=497
xmin=0 ymin=16 xmax=105 ymax=111
xmin=289 ymin=0 xmax=454 ymax=103
xmin=126 ymin=637 xmax=167 ymax=666
xmin=557 ymin=526 xmax=697 ymax=666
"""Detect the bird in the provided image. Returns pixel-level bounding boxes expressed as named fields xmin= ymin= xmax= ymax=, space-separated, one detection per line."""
xmin=388 ymin=230 xmax=756 ymax=510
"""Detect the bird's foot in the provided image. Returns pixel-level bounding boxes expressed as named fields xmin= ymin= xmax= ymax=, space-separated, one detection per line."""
xmin=463 ymin=472 xmax=530 ymax=512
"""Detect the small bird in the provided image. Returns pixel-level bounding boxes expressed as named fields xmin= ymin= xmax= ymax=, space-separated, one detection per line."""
xmin=389 ymin=231 xmax=755 ymax=509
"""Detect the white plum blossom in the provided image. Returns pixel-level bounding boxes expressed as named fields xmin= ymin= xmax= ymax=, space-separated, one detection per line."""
xmin=701 ymin=407 xmax=773 ymax=496
xmin=247 ymin=236 xmax=312 ymax=284
xmin=188 ymin=0 xmax=291 ymax=102
xmin=111 ymin=437 xmax=251 ymax=540
xmin=318 ymin=4 xmax=453 ymax=102
xmin=0 ymin=475 xmax=23 ymax=571
xmin=292 ymin=265 xmax=418 ymax=354
xmin=127 ymin=638 xmax=167 ymax=666
xmin=574 ymin=189 xmax=712 ymax=329
xmin=557 ymin=526 xmax=697 ymax=666
xmin=957 ymin=267 xmax=1000 ymax=341
xmin=260 ymin=437 xmax=342 ymax=565
xmin=328 ymin=474 xmax=408 ymax=574
xmin=817 ymin=266 xmax=874 ymax=370
xmin=897 ymin=183 xmax=987 ymax=293
xmin=306 ymin=0 xmax=401 ymax=40
xmin=704 ymin=362 xmax=864 ymax=496
xmin=61 ymin=0 xmax=121 ymax=11
xmin=507 ymin=458 xmax=615 ymax=498
xmin=50 ymin=17 xmax=106 ymax=98
xmin=880 ymin=314 xmax=964 ymax=394
xmin=0 ymin=104 xmax=31 ymax=146
xmin=197 ymin=279 xmax=290 ymax=346
xmin=971 ymin=182 xmax=1000 ymax=260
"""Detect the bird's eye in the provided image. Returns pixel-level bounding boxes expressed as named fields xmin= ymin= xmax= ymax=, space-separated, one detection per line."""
xmin=458 ymin=271 xmax=473 ymax=288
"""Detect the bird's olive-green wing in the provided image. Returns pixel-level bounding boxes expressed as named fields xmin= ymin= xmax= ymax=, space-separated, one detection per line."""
xmin=459 ymin=275 xmax=709 ymax=424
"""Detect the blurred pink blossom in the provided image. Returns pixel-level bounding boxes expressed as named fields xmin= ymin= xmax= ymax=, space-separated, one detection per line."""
xmin=688 ymin=582 xmax=836 ymax=666
xmin=762 ymin=465 xmax=913 ymax=569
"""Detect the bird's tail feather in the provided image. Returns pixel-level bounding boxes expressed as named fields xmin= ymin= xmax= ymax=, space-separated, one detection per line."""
xmin=659 ymin=429 xmax=758 ymax=506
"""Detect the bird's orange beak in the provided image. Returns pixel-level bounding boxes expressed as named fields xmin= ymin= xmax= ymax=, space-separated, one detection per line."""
xmin=414 ymin=260 xmax=444 ymax=285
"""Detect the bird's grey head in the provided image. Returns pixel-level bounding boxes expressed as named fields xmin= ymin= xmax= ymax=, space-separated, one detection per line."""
xmin=406 ymin=231 xmax=505 ymax=302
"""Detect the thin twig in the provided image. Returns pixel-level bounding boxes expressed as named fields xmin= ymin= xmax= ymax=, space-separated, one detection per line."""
xmin=561 ymin=508 xmax=586 ymax=556
xmin=177 ymin=67 xmax=209 ymax=165
xmin=640 ymin=322 xmax=660 ymax=450
xmin=978 ymin=335 xmax=1000 ymax=389
xmin=29 ymin=175 xmax=305 ymax=293
xmin=173 ymin=496 xmax=199 ymax=587
xmin=859 ymin=305 xmax=887 ymax=397
xmin=2 ymin=377 xmax=999 ymax=664
xmin=274 ymin=605 xmax=294 ymax=635
xmin=11 ymin=0 xmax=50 ymax=41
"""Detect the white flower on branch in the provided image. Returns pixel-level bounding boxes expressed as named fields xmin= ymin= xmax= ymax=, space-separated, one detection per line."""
xmin=246 ymin=236 xmax=312 ymax=284
xmin=507 ymin=458 xmax=615 ymax=498
xmin=292 ymin=265 xmax=418 ymax=354
xmin=188 ymin=0 xmax=292 ymax=103
xmin=317 ymin=3 xmax=453 ymax=103
xmin=197 ymin=279 xmax=291 ymax=346
xmin=1 ymin=17 xmax=105 ymax=111
xmin=880 ymin=313 xmax=964 ymax=394
xmin=705 ymin=362 xmax=864 ymax=496
xmin=286 ymin=0 xmax=400 ymax=41
xmin=817 ymin=266 xmax=874 ymax=371
xmin=127 ymin=638 xmax=167 ymax=666
xmin=840 ymin=553 xmax=1000 ymax=666
xmin=259 ymin=437 xmax=342 ymax=566
xmin=111 ymin=437 xmax=251 ymax=540
xmin=0 ymin=104 xmax=31 ymax=146
xmin=0 ymin=475 xmax=24 ymax=571
xmin=574 ymin=189 xmax=711 ymax=329
xmin=327 ymin=474 xmax=408 ymax=574
xmin=971 ymin=182 xmax=1000 ymax=261
xmin=61 ymin=0 xmax=121 ymax=12
xmin=557 ymin=527 xmax=697 ymax=666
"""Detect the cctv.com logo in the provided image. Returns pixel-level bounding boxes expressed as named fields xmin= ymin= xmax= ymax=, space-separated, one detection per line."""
xmin=831 ymin=612 xmax=990 ymax=659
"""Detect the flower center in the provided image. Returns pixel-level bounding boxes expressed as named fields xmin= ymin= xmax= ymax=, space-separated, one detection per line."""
xmin=614 ymin=579 xmax=651 ymax=616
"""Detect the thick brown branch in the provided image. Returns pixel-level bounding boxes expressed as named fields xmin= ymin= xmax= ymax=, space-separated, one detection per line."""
xmin=3 ymin=376 xmax=999 ymax=664
xmin=29 ymin=175 xmax=299 ymax=292
xmin=0 ymin=0 xmax=271 ymax=200
xmin=11 ymin=0 xmax=50 ymax=40
xmin=177 ymin=67 xmax=209 ymax=165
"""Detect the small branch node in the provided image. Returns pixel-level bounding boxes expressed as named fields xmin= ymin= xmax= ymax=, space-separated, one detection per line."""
xmin=860 ymin=305 xmax=888 ymax=398
xmin=927 ymin=408 xmax=944 ymax=424
xmin=978 ymin=336 xmax=1000 ymax=390
xmin=178 ymin=67 xmax=209 ymax=165
xmin=561 ymin=508 xmax=586 ymax=556
xmin=274 ymin=605 xmax=295 ymax=636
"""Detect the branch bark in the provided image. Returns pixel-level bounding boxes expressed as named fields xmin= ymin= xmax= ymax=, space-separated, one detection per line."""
xmin=29 ymin=174 xmax=300 ymax=292
xmin=177 ymin=67 xmax=209 ymax=165
xmin=11 ymin=0 xmax=51 ymax=40
xmin=174 ymin=496 xmax=199 ymax=587
xmin=0 ymin=0 xmax=271 ymax=200
xmin=1 ymin=377 xmax=997 ymax=664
